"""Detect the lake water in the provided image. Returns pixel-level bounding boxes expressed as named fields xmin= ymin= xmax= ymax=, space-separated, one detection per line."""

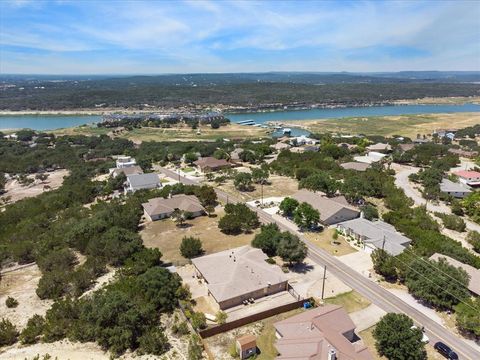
xmin=0 ymin=103 xmax=479 ymax=131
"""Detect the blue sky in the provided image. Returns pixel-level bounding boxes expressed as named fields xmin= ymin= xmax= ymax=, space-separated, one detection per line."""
xmin=1 ymin=0 xmax=479 ymax=74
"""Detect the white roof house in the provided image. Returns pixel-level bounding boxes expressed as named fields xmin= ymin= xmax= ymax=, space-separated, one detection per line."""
xmin=337 ymin=218 xmax=412 ymax=256
xmin=124 ymin=173 xmax=162 ymax=194
xmin=116 ymin=155 xmax=137 ymax=168
xmin=354 ymin=151 xmax=387 ymax=164
xmin=440 ymin=179 xmax=472 ymax=198
xmin=291 ymin=135 xmax=319 ymax=146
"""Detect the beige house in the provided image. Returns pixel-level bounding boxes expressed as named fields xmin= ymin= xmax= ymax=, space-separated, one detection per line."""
xmin=142 ymin=194 xmax=205 ymax=221
xmin=112 ymin=165 xmax=144 ymax=178
xmin=340 ymin=162 xmax=370 ymax=172
xmin=274 ymin=304 xmax=373 ymax=360
xmin=191 ymin=246 xmax=288 ymax=310
xmin=194 ymin=157 xmax=232 ymax=172
xmin=292 ymin=190 xmax=360 ymax=225
xmin=366 ymin=143 xmax=392 ymax=153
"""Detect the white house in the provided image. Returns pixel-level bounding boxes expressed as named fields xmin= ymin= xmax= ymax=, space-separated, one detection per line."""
xmin=124 ymin=173 xmax=162 ymax=194
xmin=440 ymin=178 xmax=472 ymax=198
xmin=453 ymin=170 xmax=480 ymax=187
xmin=116 ymin=156 xmax=137 ymax=168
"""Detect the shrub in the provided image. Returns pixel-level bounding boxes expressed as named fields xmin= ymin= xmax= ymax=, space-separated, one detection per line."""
xmin=180 ymin=236 xmax=204 ymax=259
xmin=216 ymin=311 xmax=227 ymax=325
xmin=173 ymin=321 xmax=190 ymax=336
xmin=190 ymin=312 xmax=207 ymax=330
xmin=188 ymin=334 xmax=204 ymax=360
xmin=5 ymin=297 xmax=19 ymax=308
xmin=137 ymin=327 xmax=170 ymax=355
xmin=20 ymin=315 xmax=45 ymax=345
xmin=435 ymin=213 xmax=466 ymax=232
xmin=0 ymin=318 xmax=19 ymax=346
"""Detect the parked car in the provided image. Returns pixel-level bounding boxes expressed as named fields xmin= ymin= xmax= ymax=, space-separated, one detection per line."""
xmin=411 ymin=325 xmax=429 ymax=343
xmin=434 ymin=341 xmax=459 ymax=360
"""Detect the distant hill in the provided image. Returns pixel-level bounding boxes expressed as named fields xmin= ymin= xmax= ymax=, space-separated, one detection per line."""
xmin=1 ymin=72 xmax=479 ymax=110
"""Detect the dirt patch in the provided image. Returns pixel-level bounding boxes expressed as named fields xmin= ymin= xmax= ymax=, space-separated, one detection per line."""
xmin=211 ymin=174 xmax=299 ymax=203
xmin=0 ymin=264 xmax=53 ymax=330
xmin=304 ymin=228 xmax=357 ymax=256
xmin=1 ymin=169 xmax=69 ymax=205
xmin=205 ymin=307 xmax=304 ymax=360
xmin=140 ymin=208 xmax=258 ymax=266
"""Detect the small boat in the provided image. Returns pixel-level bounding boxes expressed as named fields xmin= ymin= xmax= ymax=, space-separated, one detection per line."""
xmin=282 ymin=128 xmax=292 ymax=135
xmin=237 ymin=119 xmax=256 ymax=126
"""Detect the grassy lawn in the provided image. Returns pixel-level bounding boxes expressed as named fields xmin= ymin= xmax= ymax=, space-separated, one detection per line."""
xmin=140 ymin=208 xmax=258 ymax=266
xmin=284 ymin=112 xmax=480 ymax=138
xmin=360 ymin=325 xmax=445 ymax=360
xmin=324 ymin=290 xmax=371 ymax=313
xmin=182 ymin=166 xmax=195 ymax=172
xmin=211 ymin=174 xmax=299 ymax=202
xmin=304 ymin=228 xmax=357 ymax=256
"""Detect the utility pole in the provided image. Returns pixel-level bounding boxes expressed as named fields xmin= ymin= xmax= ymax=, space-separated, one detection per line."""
xmin=321 ymin=265 xmax=327 ymax=300
xmin=261 ymin=182 xmax=264 ymax=206
xmin=382 ymin=233 xmax=386 ymax=252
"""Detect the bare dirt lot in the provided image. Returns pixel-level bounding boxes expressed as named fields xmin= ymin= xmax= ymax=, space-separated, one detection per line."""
xmin=140 ymin=208 xmax=258 ymax=266
xmin=0 ymin=264 xmax=53 ymax=330
xmin=210 ymin=174 xmax=299 ymax=202
xmin=304 ymin=228 xmax=357 ymax=256
xmin=1 ymin=169 xmax=69 ymax=205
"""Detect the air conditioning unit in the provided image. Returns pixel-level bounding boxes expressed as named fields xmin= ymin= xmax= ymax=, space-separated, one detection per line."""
xmin=328 ymin=348 xmax=336 ymax=360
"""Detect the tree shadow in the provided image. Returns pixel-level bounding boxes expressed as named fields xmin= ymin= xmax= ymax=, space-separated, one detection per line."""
xmin=289 ymin=262 xmax=314 ymax=274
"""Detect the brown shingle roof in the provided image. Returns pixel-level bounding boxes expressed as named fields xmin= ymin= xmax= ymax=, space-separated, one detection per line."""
xmin=194 ymin=157 xmax=231 ymax=170
xmin=274 ymin=305 xmax=373 ymax=360
xmin=340 ymin=162 xmax=370 ymax=172
xmin=237 ymin=334 xmax=257 ymax=349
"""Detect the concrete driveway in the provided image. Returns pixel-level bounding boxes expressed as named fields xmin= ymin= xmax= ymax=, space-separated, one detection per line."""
xmin=350 ymin=304 xmax=386 ymax=332
xmin=337 ymin=251 xmax=374 ymax=278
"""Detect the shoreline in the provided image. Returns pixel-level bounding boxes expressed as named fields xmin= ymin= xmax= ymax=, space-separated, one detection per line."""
xmin=1 ymin=96 xmax=479 ymax=116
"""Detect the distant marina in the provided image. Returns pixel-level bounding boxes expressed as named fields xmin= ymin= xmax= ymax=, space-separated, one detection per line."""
xmin=0 ymin=103 xmax=479 ymax=131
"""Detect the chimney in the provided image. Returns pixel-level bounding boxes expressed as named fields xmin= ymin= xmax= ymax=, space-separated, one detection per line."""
xmin=328 ymin=348 xmax=336 ymax=360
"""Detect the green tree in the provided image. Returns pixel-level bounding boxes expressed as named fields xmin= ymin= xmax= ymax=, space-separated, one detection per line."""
xmin=234 ymin=172 xmax=253 ymax=191
xmin=371 ymin=249 xmax=397 ymax=281
xmin=362 ymin=205 xmax=379 ymax=220
xmin=190 ymin=312 xmax=207 ymax=330
xmin=462 ymin=191 xmax=480 ymax=224
xmin=188 ymin=334 xmax=204 ymax=360
xmin=251 ymin=168 xmax=269 ymax=184
xmin=184 ymin=152 xmax=198 ymax=164
xmin=405 ymin=258 xmax=470 ymax=310
xmin=172 ymin=208 xmax=187 ymax=227
xmin=0 ymin=318 xmax=19 ymax=346
xmin=252 ymin=223 xmax=283 ymax=257
xmin=455 ymin=297 xmax=480 ymax=337
xmin=293 ymin=202 xmax=320 ymax=230
xmin=137 ymin=327 xmax=170 ymax=355
xmin=279 ymin=197 xmax=299 ymax=218
xmin=180 ymin=236 xmax=204 ymax=259
xmin=467 ymin=230 xmax=480 ymax=253
xmin=5 ymin=297 xmax=19 ymax=308
xmin=20 ymin=315 xmax=45 ymax=345
xmin=215 ymin=311 xmax=227 ymax=325
xmin=299 ymin=173 xmax=339 ymax=197
xmin=373 ymin=313 xmax=426 ymax=360
xmin=277 ymin=233 xmax=307 ymax=265
xmin=195 ymin=185 xmax=217 ymax=207
xmin=218 ymin=203 xmax=259 ymax=234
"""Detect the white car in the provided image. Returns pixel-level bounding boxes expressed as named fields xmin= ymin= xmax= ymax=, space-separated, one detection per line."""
xmin=411 ymin=325 xmax=429 ymax=343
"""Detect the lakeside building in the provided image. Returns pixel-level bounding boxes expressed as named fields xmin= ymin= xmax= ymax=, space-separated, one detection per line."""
xmin=274 ymin=304 xmax=373 ymax=360
xmin=353 ymin=151 xmax=387 ymax=164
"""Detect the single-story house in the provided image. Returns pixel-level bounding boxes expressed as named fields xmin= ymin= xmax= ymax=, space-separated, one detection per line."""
xmin=274 ymin=304 xmax=373 ymax=360
xmin=367 ymin=143 xmax=392 ymax=153
xmin=338 ymin=143 xmax=358 ymax=150
xmin=440 ymin=178 xmax=472 ymax=198
xmin=448 ymin=148 xmax=479 ymax=159
xmin=340 ymin=162 xmax=370 ymax=172
xmin=142 ymin=194 xmax=205 ymax=221
xmin=116 ymin=155 xmax=136 ymax=168
xmin=191 ymin=246 xmax=288 ymax=310
xmin=111 ymin=165 xmax=144 ymax=178
xmin=194 ymin=157 xmax=232 ymax=172
xmin=124 ymin=173 xmax=162 ymax=194
xmin=398 ymin=143 xmax=415 ymax=152
xmin=291 ymin=135 xmax=319 ymax=146
xmin=236 ymin=335 xmax=257 ymax=359
xmin=453 ymin=170 xmax=480 ymax=187
xmin=353 ymin=151 xmax=387 ymax=164
xmin=292 ymin=190 xmax=360 ymax=225
xmin=429 ymin=253 xmax=480 ymax=296
xmin=337 ymin=218 xmax=412 ymax=256
xmin=271 ymin=142 xmax=291 ymax=151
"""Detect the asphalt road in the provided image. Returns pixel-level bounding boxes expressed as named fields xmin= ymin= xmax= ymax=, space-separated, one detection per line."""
xmin=158 ymin=167 xmax=480 ymax=360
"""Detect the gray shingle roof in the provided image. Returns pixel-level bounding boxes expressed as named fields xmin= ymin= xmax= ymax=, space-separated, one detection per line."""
xmin=440 ymin=178 xmax=472 ymax=194
xmin=142 ymin=194 xmax=205 ymax=217
xmin=126 ymin=173 xmax=160 ymax=190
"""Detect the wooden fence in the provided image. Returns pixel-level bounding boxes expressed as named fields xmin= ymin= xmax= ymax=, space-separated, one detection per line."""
xmin=198 ymin=298 xmax=311 ymax=338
